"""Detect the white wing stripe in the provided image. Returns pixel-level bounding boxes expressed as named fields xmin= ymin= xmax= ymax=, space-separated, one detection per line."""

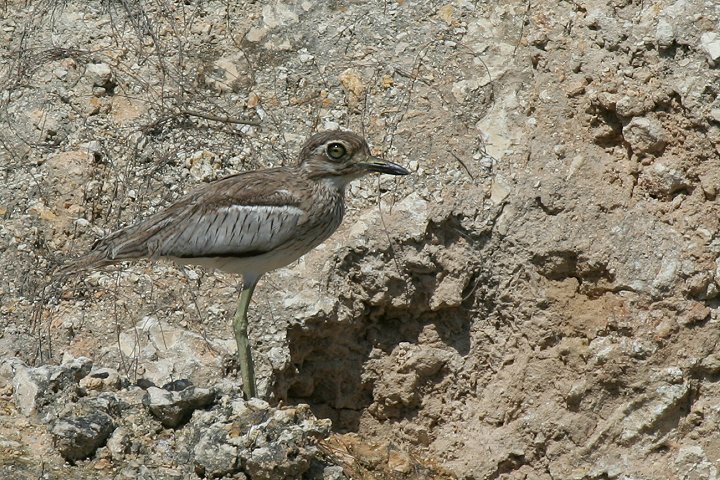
xmin=218 ymin=205 xmax=305 ymax=217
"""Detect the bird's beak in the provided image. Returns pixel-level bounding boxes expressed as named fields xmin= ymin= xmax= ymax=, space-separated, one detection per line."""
xmin=361 ymin=156 xmax=411 ymax=175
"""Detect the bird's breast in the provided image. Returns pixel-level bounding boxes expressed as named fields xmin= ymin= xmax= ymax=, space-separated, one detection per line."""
xmin=295 ymin=187 xmax=345 ymax=251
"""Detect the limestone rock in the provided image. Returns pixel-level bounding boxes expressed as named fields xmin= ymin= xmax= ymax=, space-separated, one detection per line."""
xmin=339 ymin=68 xmax=365 ymax=109
xmin=11 ymin=357 xmax=93 ymax=416
xmin=106 ymin=427 xmax=132 ymax=459
xmin=85 ymin=62 xmax=114 ymax=88
xmin=79 ymin=367 xmax=122 ymax=392
xmin=675 ymin=445 xmax=718 ymax=479
xmin=51 ymin=408 xmax=115 ymax=461
xmin=193 ymin=398 xmax=332 ymax=479
xmin=622 ymin=116 xmax=667 ymax=156
xmin=201 ymin=53 xmax=253 ymax=93
xmin=655 ymin=18 xmax=674 ymax=47
xmin=620 ymin=383 xmax=691 ymax=444
xmin=637 ymin=161 xmax=691 ymax=199
xmin=117 ymin=317 xmax=231 ymax=387
xmin=143 ymin=384 xmax=216 ymax=428
xmin=700 ymin=32 xmax=720 ymax=62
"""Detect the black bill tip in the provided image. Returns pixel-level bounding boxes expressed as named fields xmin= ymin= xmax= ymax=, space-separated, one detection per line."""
xmin=362 ymin=156 xmax=411 ymax=175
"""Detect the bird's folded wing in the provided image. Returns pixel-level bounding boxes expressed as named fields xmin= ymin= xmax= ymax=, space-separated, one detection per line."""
xmin=87 ymin=175 xmax=307 ymax=263
xmin=156 ymin=202 xmax=305 ymax=258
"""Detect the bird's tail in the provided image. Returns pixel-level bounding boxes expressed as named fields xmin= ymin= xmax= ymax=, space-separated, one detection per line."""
xmin=55 ymin=249 xmax=117 ymax=278
xmin=53 ymin=205 xmax=180 ymax=281
xmin=57 ymin=224 xmax=146 ymax=275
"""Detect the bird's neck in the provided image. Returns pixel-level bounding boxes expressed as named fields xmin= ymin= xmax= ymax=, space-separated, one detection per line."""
xmin=300 ymin=161 xmax=357 ymax=191
xmin=316 ymin=174 xmax=351 ymax=193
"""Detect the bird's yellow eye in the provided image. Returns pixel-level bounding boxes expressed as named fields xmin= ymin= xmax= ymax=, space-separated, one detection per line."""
xmin=326 ymin=142 xmax=346 ymax=159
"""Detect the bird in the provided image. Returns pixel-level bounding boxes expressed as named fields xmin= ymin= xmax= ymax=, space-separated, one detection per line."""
xmin=62 ymin=130 xmax=410 ymax=398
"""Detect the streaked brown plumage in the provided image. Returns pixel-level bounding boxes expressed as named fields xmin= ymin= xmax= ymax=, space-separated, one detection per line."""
xmin=64 ymin=130 xmax=410 ymax=398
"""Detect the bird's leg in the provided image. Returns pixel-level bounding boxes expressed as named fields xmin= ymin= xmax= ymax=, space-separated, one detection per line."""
xmin=233 ymin=277 xmax=258 ymax=399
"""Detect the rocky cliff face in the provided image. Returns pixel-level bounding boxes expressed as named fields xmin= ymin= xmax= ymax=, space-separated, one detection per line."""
xmin=2 ymin=0 xmax=720 ymax=478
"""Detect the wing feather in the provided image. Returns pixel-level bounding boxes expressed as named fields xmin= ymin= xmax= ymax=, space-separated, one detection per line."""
xmin=159 ymin=204 xmax=305 ymax=258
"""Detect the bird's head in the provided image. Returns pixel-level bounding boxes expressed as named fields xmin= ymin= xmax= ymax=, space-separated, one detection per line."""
xmin=298 ymin=130 xmax=410 ymax=187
